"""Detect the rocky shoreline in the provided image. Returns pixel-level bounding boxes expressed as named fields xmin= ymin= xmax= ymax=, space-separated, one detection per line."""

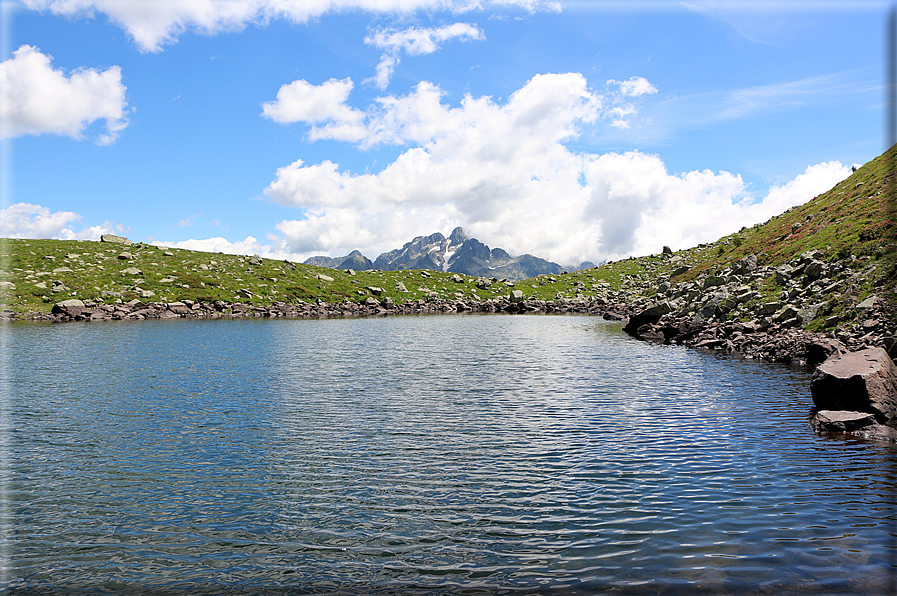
xmin=10 ymin=278 xmax=893 ymax=366
xmin=6 ymin=284 xmax=896 ymax=445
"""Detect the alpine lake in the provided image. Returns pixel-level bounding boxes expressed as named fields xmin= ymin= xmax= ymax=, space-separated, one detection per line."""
xmin=3 ymin=313 xmax=896 ymax=594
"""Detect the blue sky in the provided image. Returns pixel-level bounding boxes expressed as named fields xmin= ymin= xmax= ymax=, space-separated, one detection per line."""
xmin=0 ymin=0 xmax=890 ymax=266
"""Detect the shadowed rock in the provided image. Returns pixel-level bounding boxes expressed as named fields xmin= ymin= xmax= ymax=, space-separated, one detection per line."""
xmin=811 ymin=348 xmax=897 ymax=424
xmin=806 ymin=338 xmax=846 ymax=368
xmin=811 ymin=410 xmax=876 ymax=432
xmin=623 ymin=302 xmax=672 ymax=335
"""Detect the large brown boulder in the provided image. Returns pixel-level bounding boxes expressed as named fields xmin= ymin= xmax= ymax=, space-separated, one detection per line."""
xmin=811 ymin=348 xmax=897 ymax=424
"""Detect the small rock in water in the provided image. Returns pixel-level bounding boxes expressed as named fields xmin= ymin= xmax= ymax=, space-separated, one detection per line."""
xmin=811 ymin=410 xmax=876 ymax=433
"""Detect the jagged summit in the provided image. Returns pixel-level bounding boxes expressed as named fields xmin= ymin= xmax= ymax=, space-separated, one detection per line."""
xmin=303 ymin=249 xmax=373 ymax=271
xmin=372 ymin=227 xmax=565 ymax=280
xmin=305 ymin=227 xmax=565 ymax=280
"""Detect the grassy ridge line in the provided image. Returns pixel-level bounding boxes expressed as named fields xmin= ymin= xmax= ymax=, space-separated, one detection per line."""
xmin=0 ymin=145 xmax=894 ymax=328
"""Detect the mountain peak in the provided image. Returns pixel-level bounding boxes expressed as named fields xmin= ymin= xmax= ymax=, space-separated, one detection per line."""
xmin=449 ymin=227 xmax=468 ymax=245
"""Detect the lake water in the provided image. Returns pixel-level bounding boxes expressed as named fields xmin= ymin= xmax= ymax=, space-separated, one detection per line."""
xmin=3 ymin=314 xmax=896 ymax=594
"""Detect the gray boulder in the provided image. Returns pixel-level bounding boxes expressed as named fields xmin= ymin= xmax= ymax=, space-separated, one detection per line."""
xmin=249 ymin=254 xmax=263 ymax=266
xmin=757 ymin=301 xmax=781 ymax=316
xmin=100 ymin=234 xmax=133 ymax=245
xmin=811 ymin=348 xmax=897 ymax=424
xmin=167 ymin=302 xmax=191 ymax=315
xmin=509 ymin=289 xmax=525 ymax=303
xmin=703 ymin=276 xmax=726 ymax=289
xmin=856 ymin=295 xmax=878 ymax=311
xmin=773 ymin=305 xmax=799 ymax=323
xmin=51 ymin=299 xmax=85 ymax=317
xmin=804 ymin=260 xmax=824 ymax=279
xmin=316 ymin=273 xmax=334 ymax=283
xmin=775 ymin=266 xmax=794 ymax=285
xmin=796 ymin=304 xmax=821 ymax=327
xmin=735 ymin=254 xmax=758 ymax=274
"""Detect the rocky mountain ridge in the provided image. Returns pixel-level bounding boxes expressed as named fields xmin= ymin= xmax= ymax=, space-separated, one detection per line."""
xmin=304 ymin=227 xmax=566 ymax=281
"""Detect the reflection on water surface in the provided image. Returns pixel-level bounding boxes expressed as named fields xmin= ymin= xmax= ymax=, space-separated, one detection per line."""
xmin=5 ymin=315 xmax=896 ymax=594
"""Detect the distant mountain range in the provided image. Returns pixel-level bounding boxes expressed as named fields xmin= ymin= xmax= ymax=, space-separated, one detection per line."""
xmin=303 ymin=227 xmax=573 ymax=281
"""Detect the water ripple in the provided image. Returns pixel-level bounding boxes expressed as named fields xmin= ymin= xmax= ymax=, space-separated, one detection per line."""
xmin=5 ymin=315 xmax=897 ymax=594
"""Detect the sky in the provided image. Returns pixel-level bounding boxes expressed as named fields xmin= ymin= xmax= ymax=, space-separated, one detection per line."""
xmin=0 ymin=0 xmax=892 ymax=267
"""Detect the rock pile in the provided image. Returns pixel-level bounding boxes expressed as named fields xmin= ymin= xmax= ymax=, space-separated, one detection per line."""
xmin=32 ymin=295 xmax=628 ymax=323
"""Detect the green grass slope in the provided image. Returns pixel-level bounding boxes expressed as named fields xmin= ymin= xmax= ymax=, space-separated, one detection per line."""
xmin=1 ymin=144 xmax=893 ymax=327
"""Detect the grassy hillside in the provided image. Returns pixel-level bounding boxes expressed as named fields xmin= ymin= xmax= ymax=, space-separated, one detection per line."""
xmin=1 ymin=144 xmax=893 ymax=330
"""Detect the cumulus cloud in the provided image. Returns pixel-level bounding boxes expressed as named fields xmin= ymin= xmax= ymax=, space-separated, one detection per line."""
xmin=260 ymin=78 xmax=368 ymax=142
xmin=258 ymin=72 xmax=850 ymax=266
xmin=364 ymin=23 xmax=485 ymax=89
xmin=0 ymin=202 xmax=120 ymax=239
xmin=23 ymin=0 xmax=556 ymax=52
xmin=151 ymin=235 xmax=306 ymax=262
xmin=0 ymin=45 xmax=129 ymax=143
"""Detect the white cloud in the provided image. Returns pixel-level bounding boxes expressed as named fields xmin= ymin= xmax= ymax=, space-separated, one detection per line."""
xmin=364 ymin=23 xmax=486 ymax=89
xmin=0 ymin=45 xmax=129 ymax=143
xmin=759 ymin=160 xmax=853 ymax=215
xmin=150 ymin=235 xmax=307 ymax=262
xmin=608 ymin=76 xmax=658 ymax=97
xmin=260 ymin=78 xmax=368 ymax=141
xmin=258 ymin=72 xmax=850 ymax=266
xmin=23 ymin=0 xmax=555 ymax=52
xmin=0 ymin=202 xmax=120 ymax=239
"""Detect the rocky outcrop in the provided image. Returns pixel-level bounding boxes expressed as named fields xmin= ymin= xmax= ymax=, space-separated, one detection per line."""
xmin=810 ymin=347 xmax=897 ymax=424
xmin=100 ymin=234 xmax=133 ymax=245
